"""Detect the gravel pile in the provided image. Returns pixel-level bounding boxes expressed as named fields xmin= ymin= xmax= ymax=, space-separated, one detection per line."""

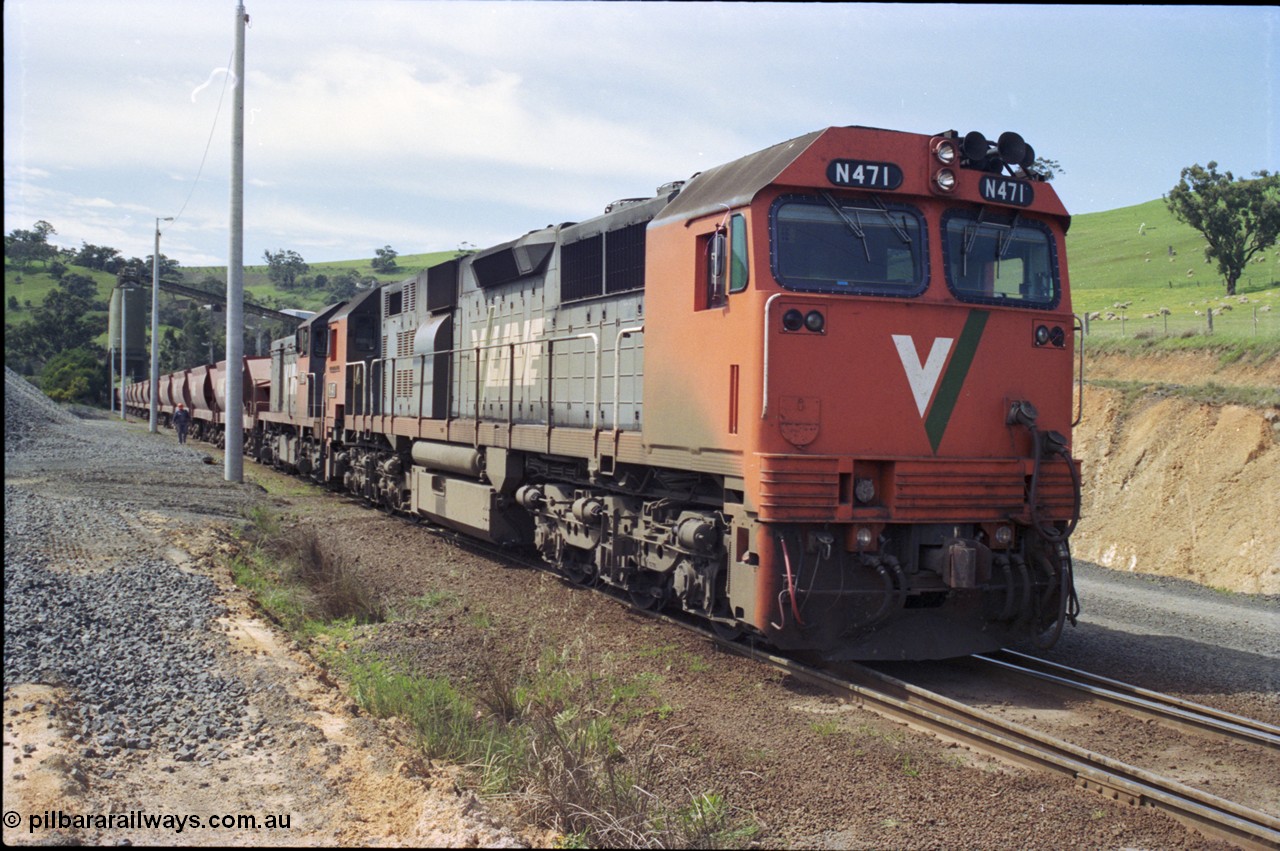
xmin=4 ymin=366 xmax=79 ymax=450
xmin=4 ymin=369 xmax=262 ymax=767
xmin=3 ymin=552 xmax=252 ymax=763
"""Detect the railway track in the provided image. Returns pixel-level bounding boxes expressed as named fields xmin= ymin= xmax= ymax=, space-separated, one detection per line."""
xmin=258 ymin=476 xmax=1280 ymax=848
xmin=975 ymin=648 xmax=1280 ymax=748
xmin=414 ymin=520 xmax=1280 ymax=849
xmin=706 ymin=640 xmax=1280 ymax=850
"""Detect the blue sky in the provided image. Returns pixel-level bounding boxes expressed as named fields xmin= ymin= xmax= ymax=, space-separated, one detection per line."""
xmin=4 ymin=2 xmax=1277 ymax=270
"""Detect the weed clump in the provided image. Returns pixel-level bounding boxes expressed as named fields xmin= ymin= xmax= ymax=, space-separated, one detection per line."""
xmin=235 ymin=520 xmax=386 ymax=629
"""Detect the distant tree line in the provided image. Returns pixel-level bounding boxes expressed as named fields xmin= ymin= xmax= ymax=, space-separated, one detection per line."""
xmin=263 ymin=244 xmax=399 ymax=301
xmin=4 ymin=222 xmax=405 ymax=406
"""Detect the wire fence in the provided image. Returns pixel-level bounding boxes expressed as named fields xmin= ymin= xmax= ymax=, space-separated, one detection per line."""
xmin=1080 ymin=303 xmax=1278 ymax=341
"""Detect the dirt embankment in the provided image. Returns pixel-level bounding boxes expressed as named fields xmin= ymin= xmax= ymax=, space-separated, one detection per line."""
xmin=1071 ymin=349 xmax=1280 ymax=595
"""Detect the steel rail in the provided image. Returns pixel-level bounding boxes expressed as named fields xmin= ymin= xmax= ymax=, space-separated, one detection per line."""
xmin=712 ymin=641 xmax=1280 ymax=851
xmin=977 ymin=649 xmax=1280 ymax=748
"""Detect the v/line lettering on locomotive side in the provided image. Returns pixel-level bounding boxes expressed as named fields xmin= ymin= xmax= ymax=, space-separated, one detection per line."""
xmin=470 ymin=317 xmax=546 ymax=389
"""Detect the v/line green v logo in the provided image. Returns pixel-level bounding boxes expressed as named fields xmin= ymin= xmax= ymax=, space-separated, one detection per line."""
xmin=892 ymin=310 xmax=990 ymax=454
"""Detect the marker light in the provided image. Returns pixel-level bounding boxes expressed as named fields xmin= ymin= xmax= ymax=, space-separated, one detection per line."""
xmin=804 ymin=310 xmax=825 ymax=333
xmin=783 ymin=309 xmax=804 ymax=331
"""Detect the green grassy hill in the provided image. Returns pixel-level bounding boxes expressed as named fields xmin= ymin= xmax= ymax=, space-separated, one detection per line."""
xmin=182 ymin=250 xmax=461 ymax=313
xmin=1065 ymin=199 xmax=1279 ymax=349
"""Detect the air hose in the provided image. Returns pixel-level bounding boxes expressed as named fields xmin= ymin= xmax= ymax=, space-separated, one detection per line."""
xmin=1008 ymin=401 xmax=1082 ymax=646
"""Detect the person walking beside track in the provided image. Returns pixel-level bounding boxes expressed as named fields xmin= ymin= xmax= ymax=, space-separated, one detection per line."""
xmin=173 ymin=403 xmax=191 ymax=445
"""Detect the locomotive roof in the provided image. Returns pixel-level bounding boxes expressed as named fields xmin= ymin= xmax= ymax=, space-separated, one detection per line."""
xmin=329 ymin=283 xmax=380 ymax=321
xmin=650 ymin=129 xmax=824 ymax=226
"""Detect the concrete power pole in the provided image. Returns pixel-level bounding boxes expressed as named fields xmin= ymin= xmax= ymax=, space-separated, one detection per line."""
xmin=225 ymin=2 xmax=247 ymax=483
xmin=150 ymin=216 xmax=173 ymax=433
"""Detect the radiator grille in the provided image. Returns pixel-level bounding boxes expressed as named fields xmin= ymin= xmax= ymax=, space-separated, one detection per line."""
xmin=756 ymin=454 xmax=1078 ymax=523
xmin=394 ymin=368 xmax=414 ymax=399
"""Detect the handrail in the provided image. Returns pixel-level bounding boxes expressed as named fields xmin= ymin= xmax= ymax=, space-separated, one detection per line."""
xmin=761 ymin=293 xmax=785 ymax=418
xmin=344 ymin=361 xmax=366 ymax=416
xmin=368 ymin=357 xmax=384 ymax=419
xmin=377 ymin=331 xmax=602 ymax=433
xmin=1072 ymin=313 xmax=1085 ymax=428
xmin=613 ymin=325 xmax=644 ymax=431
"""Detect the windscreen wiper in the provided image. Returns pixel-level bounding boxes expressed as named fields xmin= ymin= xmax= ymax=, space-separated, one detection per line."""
xmin=820 ymin=190 xmax=871 ymax=262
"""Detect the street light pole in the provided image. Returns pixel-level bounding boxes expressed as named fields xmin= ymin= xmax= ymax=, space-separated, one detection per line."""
xmin=150 ymin=216 xmax=174 ymax=433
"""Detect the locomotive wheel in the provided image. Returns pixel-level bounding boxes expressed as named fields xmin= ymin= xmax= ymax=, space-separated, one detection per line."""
xmin=710 ymin=618 xmax=743 ymax=641
xmin=561 ymin=559 xmax=597 ymax=587
xmin=628 ymin=587 xmax=664 ymax=611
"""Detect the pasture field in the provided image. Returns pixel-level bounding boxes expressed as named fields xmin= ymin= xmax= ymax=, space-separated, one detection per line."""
xmin=1065 ymin=198 xmax=1279 ymax=350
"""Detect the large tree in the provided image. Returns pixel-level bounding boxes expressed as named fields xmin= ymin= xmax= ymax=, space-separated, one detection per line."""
xmin=1165 ymin=163 xmax=1280 ymax=296
xmin=41 ymin=347 xmax=109 ymax=404
xmin=5 ymin=274 xmax=107 ymax=367
xmin=371 ymin=244 xmax=399 ymax=273
xmin=263 ymin=248 xmax=309 ymax=290
xmin=72 ymin=241 xmax=124 ymax=272
xmin=5 ymin=220 xmax=58 ymax=271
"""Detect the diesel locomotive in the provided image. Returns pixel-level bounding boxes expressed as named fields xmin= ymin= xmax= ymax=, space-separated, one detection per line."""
xmin=135 ymin=124 xmax=1083 ymax=661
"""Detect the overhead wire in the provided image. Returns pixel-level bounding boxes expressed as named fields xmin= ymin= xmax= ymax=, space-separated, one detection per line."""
xmin=169 ymin=46 xmax=236 ymax=229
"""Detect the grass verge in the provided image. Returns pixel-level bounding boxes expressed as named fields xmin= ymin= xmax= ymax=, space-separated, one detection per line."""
xmin=228 ymin=511 xmax=757 ymax=849
xmin=1087 ymin=378 xmax=1280 ymax=409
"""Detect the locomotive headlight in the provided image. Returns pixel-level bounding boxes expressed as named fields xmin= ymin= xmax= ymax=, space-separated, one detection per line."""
xmin=855 ymin=526 xmax=876 ymax=549
xmin=993 ymin=525 xmax=1014 ymax=546
xmin=932 ymin=138 xmax=958 ymax=165
xmin=804 ymin=310 xmax=825 ymax=333
xmin=934 ymin=168 xmax=957 ymax=192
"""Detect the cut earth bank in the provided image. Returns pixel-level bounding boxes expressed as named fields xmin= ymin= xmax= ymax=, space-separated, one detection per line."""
xmin=1071 ymin=348 xmax=1280 ymax=595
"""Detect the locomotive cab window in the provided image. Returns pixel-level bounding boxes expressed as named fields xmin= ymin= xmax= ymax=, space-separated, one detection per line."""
xmin=941 ymin=210 xmax=1060 ymax=309
xmin=729 ymin=213 xmax=749 ymax=293
xmin=770 ymin=195 xmax=925 ymax=296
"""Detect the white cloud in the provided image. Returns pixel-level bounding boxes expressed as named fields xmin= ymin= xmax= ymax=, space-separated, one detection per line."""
xmin=5 ymin=2 xmax=1278 ymax=265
